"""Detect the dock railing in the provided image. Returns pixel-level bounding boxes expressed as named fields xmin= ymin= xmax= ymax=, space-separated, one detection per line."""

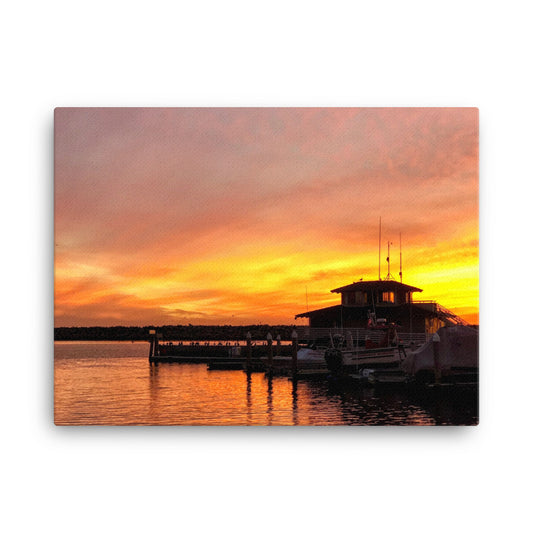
xmin=296 ymin=326 xmax=428 ymax=346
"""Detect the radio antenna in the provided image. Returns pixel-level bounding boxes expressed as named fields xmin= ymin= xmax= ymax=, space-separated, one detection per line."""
xmin=385 ymin=240 xmax=393 ymax=279
xmin=399 ymin=232 xmax=403 ymax=283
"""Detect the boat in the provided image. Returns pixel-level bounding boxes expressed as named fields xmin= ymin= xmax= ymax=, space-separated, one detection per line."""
xmin=264 ymin=344 xmax=329 ymax=375
xmin=400 ymin=325 xmax=478 ymax=385
xmin=295 ymin=345 xmax=328 ymax=363
xmin=324 ymin=313 xmax=412 ymax=377
xmin=365 ymin=368 xmax=410 ymax=385
xmin=296 ymin=227 xmax=475 ymax=383
xmin=325 ymin=322 xmax=479 ymax=386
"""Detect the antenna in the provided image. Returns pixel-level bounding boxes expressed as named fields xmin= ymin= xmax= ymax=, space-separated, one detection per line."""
xmin=399 ymin=232 xmax=403 ymax=283
xmin=378 ymin=217 xmax=382 ymax=280
xmin=387 ymin=241 xmax=391 ymax=278
xmin=305 ymin=285 xmax=309 ymax=313
xmin=385 ymin=240 xmax=394 ymax=280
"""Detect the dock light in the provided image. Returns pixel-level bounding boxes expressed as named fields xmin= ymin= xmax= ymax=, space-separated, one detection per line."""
xmin=246 ymin=332 xmax=252 ymax=340
xmin=291 ymin=329 xmax=298 ymax=340
xmin=267 ymin=332 xmax=273 ymax=341
xmin=149 ymin=329 xmax=156 ymax=335
xmin=276 ymin=334 xmax=281 ymax=341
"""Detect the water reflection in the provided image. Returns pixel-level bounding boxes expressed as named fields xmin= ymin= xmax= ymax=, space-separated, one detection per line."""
xmin=292 ymin=379 xmax=299 ymax=426
xmin=266 ymin=376 xmax=273 ymax=426
xmin=409 ymin=387 xmax=478 ymax=426
xmin=246 ymin=372 xmax=252 ymax=425
xmin=54 ymin=343 xmax=478 ymax=425
xmin=149 ymin=362 xmax=161 ymax=422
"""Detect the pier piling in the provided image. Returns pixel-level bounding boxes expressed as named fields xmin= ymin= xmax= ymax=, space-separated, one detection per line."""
xmin=149 ymin=329 xmax=157 ymax=362
xmin=291 ymin=329 xmax=298 ymax=378
xmin=246 ymin=331 xmax=252 ymax=372
xmin=267 ymin=333 xmax=273 ymax=375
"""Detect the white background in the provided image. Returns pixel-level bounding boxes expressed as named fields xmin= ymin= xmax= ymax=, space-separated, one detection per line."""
xmin=2 ymin=1 xmax=531 ymax=532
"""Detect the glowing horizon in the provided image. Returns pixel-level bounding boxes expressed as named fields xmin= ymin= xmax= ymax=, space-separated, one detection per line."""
xmin=54 ymin=108 xmax=479 ymax=327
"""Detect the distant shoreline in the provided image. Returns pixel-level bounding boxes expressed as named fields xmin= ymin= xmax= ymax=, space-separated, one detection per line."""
xmin=54 ymin=324 xmax=297 ymax=342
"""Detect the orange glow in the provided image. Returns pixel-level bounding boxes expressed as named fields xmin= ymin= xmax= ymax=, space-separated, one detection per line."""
xmin=54 ymin=108 xmax=478 ymax=326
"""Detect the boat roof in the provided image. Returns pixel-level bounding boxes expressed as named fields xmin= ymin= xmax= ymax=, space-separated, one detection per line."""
xmin=330 ymin=279 xmax=422 ymax=294
xmin=295 ymin=304 xmax=342 ymax=319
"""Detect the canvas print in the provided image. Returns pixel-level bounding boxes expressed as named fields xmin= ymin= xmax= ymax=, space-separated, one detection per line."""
xmin=54 ymin=107 xmax=479 ymax=425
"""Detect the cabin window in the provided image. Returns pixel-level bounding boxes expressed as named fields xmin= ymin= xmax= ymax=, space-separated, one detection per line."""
xmin=382 ymin=291 xmax=395 ymax=303
xmin=343 ymin=292 xmax=356 ymax=305
xmin=342 ymin=291 xmax=368 ymax=306
xmin=354 ymin=291 xmax=367 ymax=305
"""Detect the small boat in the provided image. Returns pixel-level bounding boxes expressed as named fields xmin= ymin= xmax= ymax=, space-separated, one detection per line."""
xmin=268 ymin=344 xmax=329 ymax=373
xmin=296 ymin=345 xmax=328 ymax=362
xmin=366 ymin=368 xmax=410 ymax=385
xmin=324 ymin=314 xmax=412 ymax=376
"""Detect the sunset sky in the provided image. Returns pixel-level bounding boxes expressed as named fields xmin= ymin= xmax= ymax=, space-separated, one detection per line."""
xmin=54 ymin=108 xmax=478 ymax=327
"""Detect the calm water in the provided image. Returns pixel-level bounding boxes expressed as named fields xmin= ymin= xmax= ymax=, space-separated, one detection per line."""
xmin=54 ymin=342 xmax=478 ymax=426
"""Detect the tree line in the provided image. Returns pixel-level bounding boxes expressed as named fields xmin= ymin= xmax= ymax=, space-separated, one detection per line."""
xmin=54 ymin=324 xmax=298 ymax=341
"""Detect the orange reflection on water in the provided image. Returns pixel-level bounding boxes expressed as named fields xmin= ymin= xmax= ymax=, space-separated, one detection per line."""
xmin=54 ymin=343 xmax=477 ymax=426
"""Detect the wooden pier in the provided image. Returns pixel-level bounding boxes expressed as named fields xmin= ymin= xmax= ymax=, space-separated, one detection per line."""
xmin=148 ymin=330 xmax=296 ymax=365
xmin=147 ymin=329 xmax=321 ymax=380
xmin=146 ymin=330 xmax=477 ymax=390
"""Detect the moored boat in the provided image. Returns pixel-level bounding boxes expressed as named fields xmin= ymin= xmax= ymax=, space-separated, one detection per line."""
xmin=400 ymin=325 xmax=478 ymax=385
xmin=265 ymin=344 xmax=329 ymax=375
xmin=324 ymin=316 xmax=411 ymax=377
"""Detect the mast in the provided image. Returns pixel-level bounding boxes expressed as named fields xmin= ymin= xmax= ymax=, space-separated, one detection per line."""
xmin=387 ymin=240 xmax=391 ymax=278
xmin=399 ymin=232 xmax=403 ymax=283
xmin=384 ymin=240 xmax=393 ymax=280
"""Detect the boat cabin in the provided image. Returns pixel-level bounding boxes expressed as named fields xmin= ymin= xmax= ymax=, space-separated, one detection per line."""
xmin=295 ymin=279 xmax=465 ymax=335
xmin=332 ymin=279 xmax=419 ymax=307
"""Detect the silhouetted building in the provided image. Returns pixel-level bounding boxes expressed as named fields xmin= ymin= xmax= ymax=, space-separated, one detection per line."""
xmin=295 ymin=279 xmax=467 ymax=335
